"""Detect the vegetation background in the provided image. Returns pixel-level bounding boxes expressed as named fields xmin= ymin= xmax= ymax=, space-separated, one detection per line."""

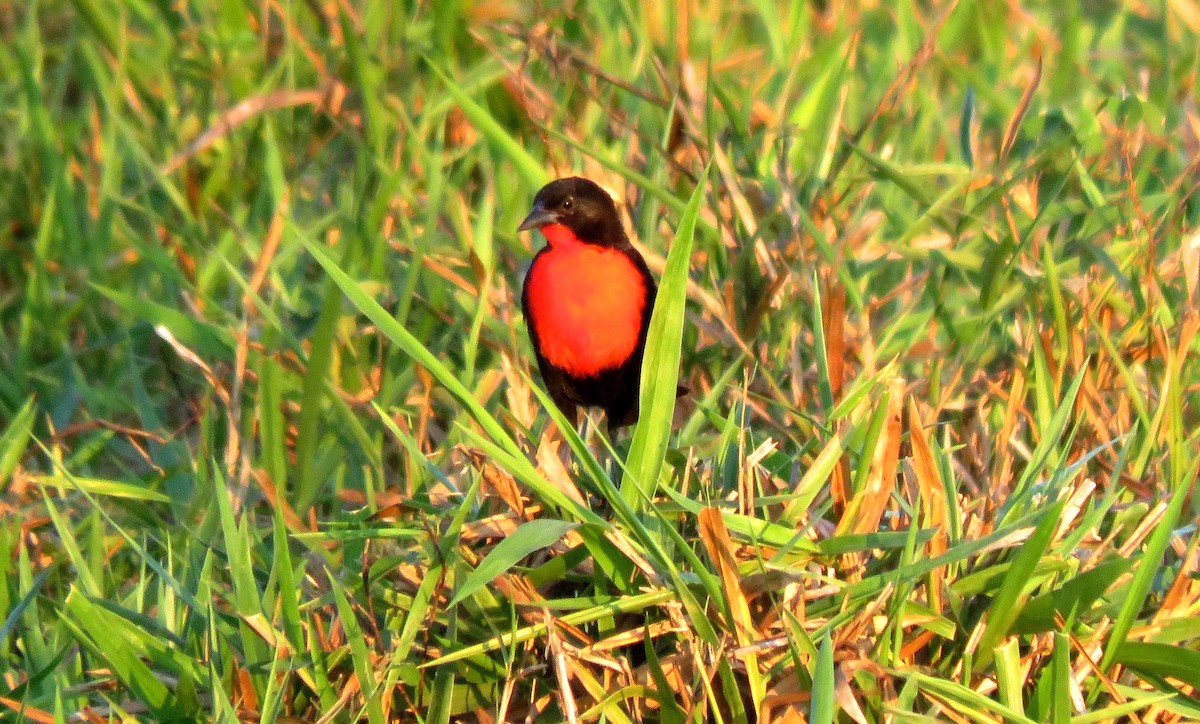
xmin=2 ymin=0 xmax=1199 ymax=720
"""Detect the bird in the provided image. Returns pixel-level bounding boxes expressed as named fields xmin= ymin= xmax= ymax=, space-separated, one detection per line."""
xmin=518 ymin=177 xmax=660 ymax=430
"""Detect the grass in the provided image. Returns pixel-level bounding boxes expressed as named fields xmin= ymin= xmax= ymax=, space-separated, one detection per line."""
xmin=2 ymin=0 xmax=1199 ymax=720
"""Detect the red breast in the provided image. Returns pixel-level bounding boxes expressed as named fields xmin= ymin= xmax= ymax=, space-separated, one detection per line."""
xmin=524 ymin=224 xmax=647 ymax=378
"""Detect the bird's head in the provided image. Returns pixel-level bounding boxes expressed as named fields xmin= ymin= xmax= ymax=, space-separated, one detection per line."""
xmin=517 ymin=177 xmax=626 ymax=245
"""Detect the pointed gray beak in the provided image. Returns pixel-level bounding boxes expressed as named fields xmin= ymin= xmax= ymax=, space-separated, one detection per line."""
xmin=517 ymin=202 xmax=559 ymax=232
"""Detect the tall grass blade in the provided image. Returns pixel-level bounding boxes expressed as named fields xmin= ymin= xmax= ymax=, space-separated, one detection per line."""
xmin=621 ymin=168 xmax=709 ymax=505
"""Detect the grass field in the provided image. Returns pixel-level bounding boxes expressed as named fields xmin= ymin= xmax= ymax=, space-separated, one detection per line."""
xmin=3 ymin=0 xmax=1200 ymax=721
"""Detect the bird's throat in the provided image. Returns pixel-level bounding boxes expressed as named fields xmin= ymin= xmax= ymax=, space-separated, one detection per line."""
xmin=538 ymin=223 xmax=578 ymax=249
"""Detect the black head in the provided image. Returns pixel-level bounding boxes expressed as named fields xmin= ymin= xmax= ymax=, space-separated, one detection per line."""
xmin=517 ymin=177 xmax=627 ymax=244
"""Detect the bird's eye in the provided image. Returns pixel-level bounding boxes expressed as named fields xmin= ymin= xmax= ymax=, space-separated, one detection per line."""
xmin=562 ymin=197 xmax=573 ymax=209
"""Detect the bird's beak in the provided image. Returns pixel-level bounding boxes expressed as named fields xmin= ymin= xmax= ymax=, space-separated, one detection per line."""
xmin=517 ymin=202 xmax=559 ymax=232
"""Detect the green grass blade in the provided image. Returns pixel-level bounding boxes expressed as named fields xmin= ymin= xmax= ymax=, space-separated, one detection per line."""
xmin=972 ymin=497 xmax=1066 ymax=671
xmin=809 ymin=634 xmax=835 ymax=724
xmin=448 ymin=518 xmax=578 ymax=607
xmin=300 ymin=226 xmax=591 ymax=522
xmin=1010 ymin=556 xmax=1134 ymax=635
xmin=906 ymin=672 xmax=1038 ymax=724
xmin=25 ymin=474 xmax=169 ymax=502
xmin=329 ymin=570 xmax=385 ymax=724
xmin=293 ymin=271 xmax=343 ymax=512
xmin=426 ymin=61 xmax=546 ymax=188
xmin=1099 ymin=473 xmax=1192 ymax=672
xmin=62 ymin=588 xmax=184 ymax=721
xmin=0 ymin=396 xmax=36 ymax=490
xmin=621 ymin=167 xmax=709 ymax=505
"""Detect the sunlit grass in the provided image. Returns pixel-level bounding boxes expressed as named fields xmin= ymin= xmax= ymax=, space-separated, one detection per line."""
xmin=2 ymin=1 xmax=1199 ymax=720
